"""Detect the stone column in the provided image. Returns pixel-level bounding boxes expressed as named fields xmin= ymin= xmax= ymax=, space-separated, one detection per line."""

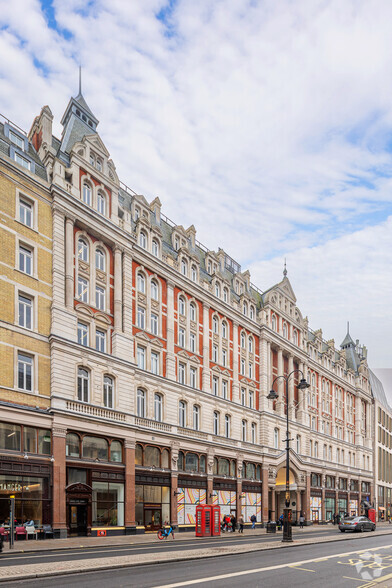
xmin=261 ymin=467 xmax=269 ymax=524
xmin=171 ymin=473 xmax=178 ymax=525
xmin=321 ymin=475 xmax=326 ymax=523
xmin=232 ymin=320 xmax=239 ymax=401
xmin=236 ymin=476 xmax=243 ymax=518
xmin=65 ymin=216 xmax=74 ymax=309
xmin=166 ymin=281 xmax=176 ymax=381
xmin=52 ymin=425 xmax=67 ymax=538
xmin=271 ymin=488 xmax=276 ymax=521
xmin=296 ymin=490 xmax=301 ymax=520
xmin=288 ymin=355 xmax=295 ymax=420
xmin=277 ymin=349 xmax=284 ymax=415
xmin=202 ymin=303 xmax=211 ymax=392
xmin=305 ymin=473 xmax=311 ymax=522
xmin=114 ymin=247 xmax=123 ymax=331
xmin=124 ymin=440 xmax=136 ymax=532
xmin=207 ymin=477 xmax=214 ymax=505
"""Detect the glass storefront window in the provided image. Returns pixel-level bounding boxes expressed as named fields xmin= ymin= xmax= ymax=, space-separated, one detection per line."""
xmin=0 ymin=423 xmax=21 ymax=451
xmin=144 ymin=485 xmax=161 ymax=503
xmin=24 ymin=427 xmax=37 ymax=453
xmin=0 ymin=475 xmax=50 ymax=526
xmin=82 ymin=436 xmax=108 ymax=461
xmin=92 ymin=481 xmax=124 ymax=527
xmin=110 ymin=441 xmax=122 ymax=463
xmin=66 ymin=433 xmax=80 ymax=457
xmin=185 ymin=453 xmax=198 ymax=472
xmin=38 ymin=430 xmax=51 ymax=455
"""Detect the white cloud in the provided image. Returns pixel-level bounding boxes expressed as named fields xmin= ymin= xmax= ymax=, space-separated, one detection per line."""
xmin=0 ymin=0 xmax=391 ymax=367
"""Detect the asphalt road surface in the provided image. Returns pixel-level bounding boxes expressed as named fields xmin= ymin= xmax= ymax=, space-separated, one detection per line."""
xmin=0 ymin=526 xmax=344 ymax=567
xmin=7 ymin=532 xmax=392 ymax=587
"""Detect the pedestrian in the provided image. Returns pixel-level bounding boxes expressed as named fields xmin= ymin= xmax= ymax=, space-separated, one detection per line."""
xmin=332 ymin=513 xmax=336 ymax=525
xmin=238 ymin=515 xmax=244 ymax=533
xmin=336 ymin=514 xmax=341 ymax=524
xmin=279 ymin=513 xmax=284 ymax=529
xmin=299 ymin=514 xmax=305 ymax=529
xmin=250 ymin=514 xmax=256 ymax=529
xmin=231 ymin=513 xmax=237 ymax=533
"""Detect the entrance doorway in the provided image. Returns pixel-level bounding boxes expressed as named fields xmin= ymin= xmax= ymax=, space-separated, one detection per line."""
xmin=68 ymin=503 xmax=88 ymax=536
xmin=144 ymin=507 xmax=161 ymax=531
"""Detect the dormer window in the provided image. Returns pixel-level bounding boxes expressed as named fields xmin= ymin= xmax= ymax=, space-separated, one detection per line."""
xmin=96 ymin=158 xmax=102 ymax=172
xmin=135 ymin=207 xmax=140 ymax=221
xmin=174 ymin=236 xmax=179 ymax=250
xmin=223 ymin=288 xmax=228 ymax=303
xmin=215 ymin=283 xmax=220 ymax=297
xmin=250 ymin=306 xmax=255 ymax=320
xmin=207 ymin=261 xmax=212 ymax=274
xmin=243 ymin=302 xmax=248 ymax=316
xmin=139 ymin=231 xmax=147 ymax=249
xmin=14 ymin=153 xmax=30 ymax=170
xmin=90 ymin=153 xmax=95 ymax=166
xmin=9 ymin=130 xmax=24 ymax=150
xmin=191 ymin=265 xmax=197 ymax=282
xmin=181 ymin=259 xmax=188 ymax=276
xmin=152 ymin=239 xmax=159 ymax=257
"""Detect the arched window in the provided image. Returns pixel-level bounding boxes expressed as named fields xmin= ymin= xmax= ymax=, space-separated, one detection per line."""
xmin=154 ymin=393 xmax=162 ymax=422
xmin=248 ymin=337 xmax=253 ymax=353
xmin=82 ymin=436 xmax=108 ymax=460
xmin=97 ymin=191 xmax=106 ymax=215
xmin=241 ymin=332 xmax=246 ymax=348
xmin=135 ymin=443 xmax=143 ymax=465
xmin=137 ymin=272 xmax=146 ymax=294
xmin=251 ymin=423 xmax=256 ymax=444
xmin=193 ymin=405 xmax=200 ymax=431
xmin=110 ymin=440 xmax=122 ymax=462
xmin=78 ymin=238 xmax=89 ymax=262
xmin=225 ymin=414 xmax=231 ymax=438
xmin=179 ymin=400 xmax=186 ymax=428
xmin=162 ymin=448 xmax=170 ymax=468
xmin=179 ymin=296 xmax=186 ymax=315
xmin=215 ymin=283 xmax=220 ymax=297
xmin=293 ymin=329 xmax=298 ymax=345
xmin=152 ymin=239 xmax=159 ymax=257
xmin=242 ymin=420 xmax=247 ymax=442
xmin=212 ymin=316 xmax=218 ymax=334
xmin=144 ymin=446 xmax=160 ymax=467
xmin=271 ymin=314 xmax=277 ymax=331
xmin=296 ymin=435 xmax=301 ymax=454
xmin=243 ymin=302 xmax=248 ymax=316
xmin=151 ymin=280 xmax=159 ymax=300
xmin=213 ymin=411 xmax=219 ymax=435
xmin=223 ymin=288 xmax=228 ymax=303
xmin=190 ymin=302 xmax=196 ymax=321
xmin=185 ymin=453 xmax=198 ymax=472
xmin=139 ymin=231 xmax=147 ymax=249
xmin=137 ymin=388 xmax=146 ymax=417
xmin=174 ymin=236 xmax=179 ymax=250
xmin=311 ymin=374 xmax=315 ymax=388
xmin=103 ymin=375 xmax=114 ymax=408
xmin=222 ymin=321 xmax=227 ymax=339
xmin=191 ymin=265 xmax=197 ymax=282
xmin=77 ymin=368 xmax=89 ymax=402
xmin=283 ymin=322 xmax=287 ymax=338
xmin=250 ymin=306 xmax=255 ymax=320
xmin=66 ymin=433 xmax=80 ymax=457
xmin=246 ymin=463 xmax=255 ymax=479
xmin=95 ymin=248 xmax=105 ymax=271
xmin=181 ymin=259 xmax=188 ymax=276
xmin=273 ymin=428 xmax=279 ymax=449
xmin=82 ymin=183 xmax=91 ymax=205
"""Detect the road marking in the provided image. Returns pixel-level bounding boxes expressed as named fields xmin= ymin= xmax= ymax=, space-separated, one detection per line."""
xmin=289 ymin=566 xmax=315 ymax=572
xmin=359 ymin=570 xmax=392 ymax=587
xmin=155 ymin=544 xmax=392 ymax=588
xmin=343 ymin=577 xmax=365 ymax=582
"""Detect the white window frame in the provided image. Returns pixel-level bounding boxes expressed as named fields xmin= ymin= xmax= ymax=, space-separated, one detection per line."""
xmin=77 ymin=277 xmax=89 ymax=303
xmin=95 ymin=286 xmax=105 ymax=311
xmin=179 ymin=401 xmax=186 ymax=428
xmin=18 ymin=293 xmax=32 ymax=329
xmin=151 ymin=313 xmax=158 ymax=335
xmin=137 ymin=389 xmax=146 ymax=417
xmin=77 ymin=322 xmax=89 ymax=346
xmin=97 ymin=191 xmax=106 ymax=215
xmin=178 ymin=327 xmax=185 ymax=347
xmin=137 ymin=306 xmax=145 ymax=329
xmin=96 ymin=329 xmax=106 ymax=352
xmin=190 ymin=366 xmax=197 ymax=389
xmin=77 ymin=367 xmax=89 ymax=403
xmin=151 ymin=351 xmax=159 ymax=375
xmin=193 ymin=405 xmax=200 ymax=430
xmin=213 ymin=376 xmax=219 ymax=396
xmin=178 ymin=362 xmax=186 ymax=385
xmin=137 ymin=346 xmax=146 ymax=370
xmin=19 ymin=244 xmax=33 ymax=275
xmin=154 ymin=393 xmax=163 ymax=422
xmin=17 ymin=352 xmax=33 ymax=392
xmin=95 ymin=249 xmax=105 ymax=271
xmin=103 ymin=375 xmax=114 ymax=408
xmin=82 ymin=183 xmax=91 ymax=205
xmin=19 ymin=197 xmax=33 ymax=228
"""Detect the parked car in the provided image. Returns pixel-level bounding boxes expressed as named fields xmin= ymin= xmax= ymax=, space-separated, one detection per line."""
xmin=339 ymin=516 xmax=376 ymax=533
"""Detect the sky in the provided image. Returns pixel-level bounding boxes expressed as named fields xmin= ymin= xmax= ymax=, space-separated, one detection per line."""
xmin=0 ymin=0 xmax=391 ymax=377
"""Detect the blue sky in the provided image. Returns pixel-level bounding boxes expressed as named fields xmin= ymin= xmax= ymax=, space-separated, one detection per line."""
xmin=0 ymin=0 xmax=391 ymax=372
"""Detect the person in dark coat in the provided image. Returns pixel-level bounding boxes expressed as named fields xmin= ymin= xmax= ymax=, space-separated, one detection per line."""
xmin=231 ymin=513 xmax=237 ymax=532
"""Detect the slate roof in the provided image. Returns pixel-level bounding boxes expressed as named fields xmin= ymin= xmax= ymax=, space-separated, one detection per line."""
xmin=0 ymin=122 xmax=47 ymax=181
xmin=369 ymin=370 xmax=391 ymax=411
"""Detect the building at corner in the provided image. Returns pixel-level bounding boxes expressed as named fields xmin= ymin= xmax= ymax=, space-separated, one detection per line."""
xmin=0 ymin=90 xmax=375 ymax=537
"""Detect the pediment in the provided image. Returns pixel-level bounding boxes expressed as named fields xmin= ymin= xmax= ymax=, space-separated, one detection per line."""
xmin=177 ymin=349 xmax=190 ymax=359
xmin=211 ymin=365 xmax=222 ymax=373
xmin=150 ymin=338 xmax=163 ymax=348
xmin=277 ymin=277 xmax=296 ymax=303
xmin=135 ymin=331 xmax=151 ymax=342
xmin=75 ymin=303 xmax=94 ymax=317
xmin=95 ymin=312 xmax=111 ymax=325
xmin=86 ymin=134 xmax=110 ymax=157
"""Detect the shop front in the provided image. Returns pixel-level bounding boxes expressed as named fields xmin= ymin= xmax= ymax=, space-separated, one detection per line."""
xmin=325 ymin=492 xmax=336 ymax=521
xmin=0 ymin=460 xmax=52 ymax=527
xmin=338 ymin=493 xmax=348 ymax=518
xmin=242 ymin=483 xmax=262 ymax=525
xmin=310 ymin=490 xmax=322 ymax=522
xmin=177 ymin=483 xmax=207 ymax=526
xmin=349 ymin=494 xmax=359 ymax=516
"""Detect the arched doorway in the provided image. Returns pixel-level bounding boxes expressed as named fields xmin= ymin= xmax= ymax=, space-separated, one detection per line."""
xmin=275 ymin=468 xmax=298 ymax=522
xmin=66 ymin=483 xmax=92 ymax=536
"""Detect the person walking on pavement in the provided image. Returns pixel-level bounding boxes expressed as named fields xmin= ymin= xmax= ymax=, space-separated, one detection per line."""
xmin=250 ymin=514 xmax=256 ymax=529
xmin=299 ymin=514 xmax=305 ymax=529
xmin=238 ymin=515 xmax=244 ymax=533
xmin=231 ymin=513 xmax=237 ymax=532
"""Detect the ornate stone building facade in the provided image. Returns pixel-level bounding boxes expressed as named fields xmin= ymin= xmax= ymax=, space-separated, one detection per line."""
xmin=0 ymin=90 xmax=374 ymax=536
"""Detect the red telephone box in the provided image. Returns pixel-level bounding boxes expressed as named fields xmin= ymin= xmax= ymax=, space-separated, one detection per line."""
xmin=368 ymin=508 xmax=376 ymax=523
xmin=196 ymin=504 xmax=221 ymax=537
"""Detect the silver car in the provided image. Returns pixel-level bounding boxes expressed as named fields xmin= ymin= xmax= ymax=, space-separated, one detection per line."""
xmin=339 ymin=516 xmax=376 ymax=532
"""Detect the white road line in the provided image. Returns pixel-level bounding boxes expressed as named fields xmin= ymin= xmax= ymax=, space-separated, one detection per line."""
xmin=155 ymin=544 xmax=392 ymax=588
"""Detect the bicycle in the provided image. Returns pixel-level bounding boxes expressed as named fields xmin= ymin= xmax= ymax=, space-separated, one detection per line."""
xmin=157 ymin=525 xmax=175 ymax=540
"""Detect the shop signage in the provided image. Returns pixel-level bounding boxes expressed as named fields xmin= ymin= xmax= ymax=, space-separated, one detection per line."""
xmin=0 ymin=483 xmax=22 ymax=493
xmin=97 ymin=530 xmax=106 ymax=536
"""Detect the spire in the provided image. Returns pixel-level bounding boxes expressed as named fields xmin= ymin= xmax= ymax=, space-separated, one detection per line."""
xmin=341 ymin=323 xmax=354 ymax=349
xmin=283 ymin=258 xmax=287 ymax=278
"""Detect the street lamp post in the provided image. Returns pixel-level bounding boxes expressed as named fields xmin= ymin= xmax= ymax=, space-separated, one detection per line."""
xmin=267 ymin=370 xmax=310 ymax=543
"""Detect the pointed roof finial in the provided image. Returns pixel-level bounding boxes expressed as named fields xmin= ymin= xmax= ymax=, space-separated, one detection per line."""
xmin=283 ymin=258 xmax=287 ymax=278
xmin=78 ymin=65 xmax=82 ymax=96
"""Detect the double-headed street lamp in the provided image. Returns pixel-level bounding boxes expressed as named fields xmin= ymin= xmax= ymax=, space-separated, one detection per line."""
xmin=267 ymin=370 xmax=310 ymax=542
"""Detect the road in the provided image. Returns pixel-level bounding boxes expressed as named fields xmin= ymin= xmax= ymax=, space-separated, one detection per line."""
xmin=1 ymin=526 xmax=343 ymax=566
xmin=6 ymin=530 xmax=392 ymax=587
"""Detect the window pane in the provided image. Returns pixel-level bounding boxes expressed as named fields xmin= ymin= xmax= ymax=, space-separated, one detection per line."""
xmin=110 ymin=441 xmax=122 ymax=462
xmin=38 ymin=429 xmax=51 ymax=455
xmin=82 ymin=436 xmax=108 ymax=460
xmin=144 ymin=446 xmax=160 ymax=467
xmin=24 ymin=427 xmax=37 ymax=453
xmin=66 ymin=433 xmax=80 ymax=457
xmin=0 ymin=423 xmax=21 ymax=451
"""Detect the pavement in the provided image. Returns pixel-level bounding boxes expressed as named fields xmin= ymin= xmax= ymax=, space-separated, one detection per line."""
xmin=1 ymin=522 xmax=392 ymax=583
